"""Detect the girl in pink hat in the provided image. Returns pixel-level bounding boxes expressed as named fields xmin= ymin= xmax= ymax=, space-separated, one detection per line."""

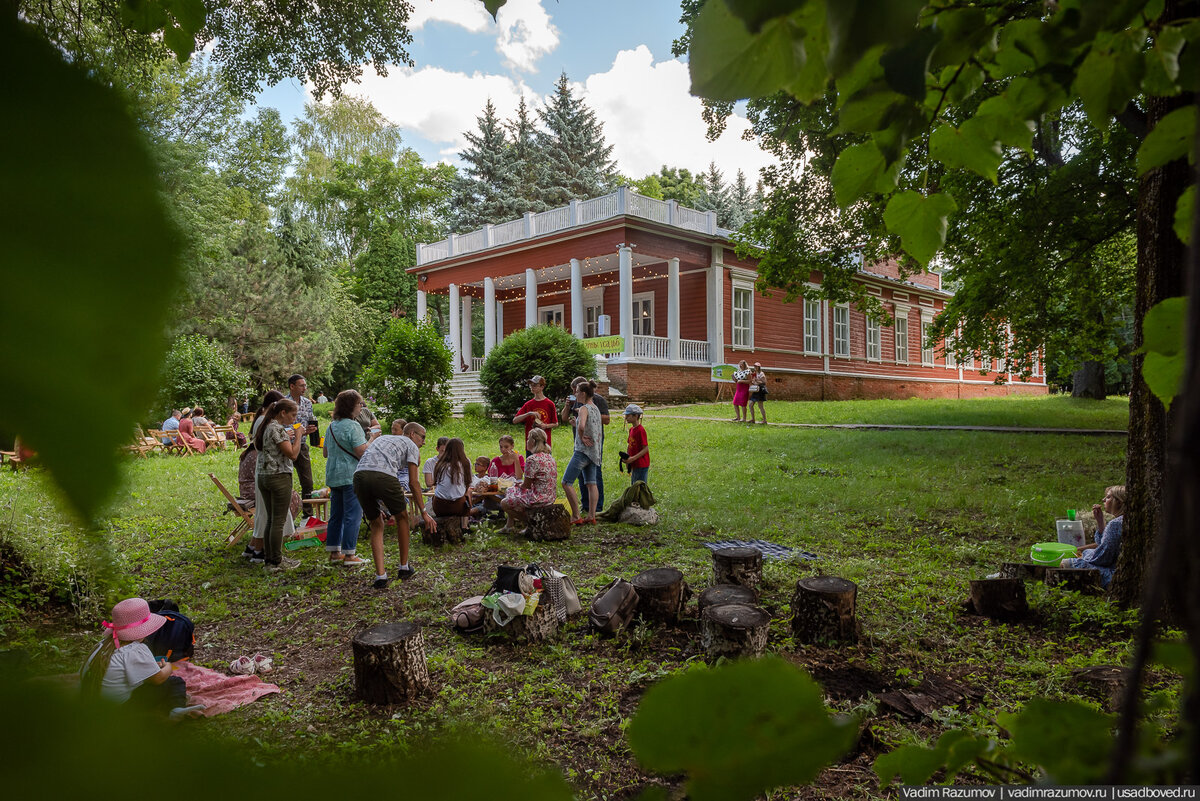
xmin=80 ymin=598 xmax=205 ymax=719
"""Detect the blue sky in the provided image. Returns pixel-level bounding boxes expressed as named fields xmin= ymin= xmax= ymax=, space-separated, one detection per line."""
xmin=255 ymin=0 xmax=773 ymax=180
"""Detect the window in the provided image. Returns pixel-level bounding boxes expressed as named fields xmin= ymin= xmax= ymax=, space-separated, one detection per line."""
xmin=732 ymin=284 xmax=753 ymax=348
xmin=945 ymin=339 xmax=957 ymax=369
xmin=963 ymin=353 xmax=975 ymax=370
xmin=921 ymin=321 xmax=934 ymax=366
xmin=833 ymin=305 xmax=850 ymax=357
xmin=981 ymin=357 xmax=992 ymax=372
xmin=584 ymin=304 xmax=604 ymax=337
xmin=866 ymin=317 xmax=881 ymax=361
xmin=894 ymin=315 xmax=909 ymax=363
xmin=803 ymin=297 xmax=821 ymax=353
xmin=631 ymin=292 xmax=654 ymax=336
xmin=538 ymin=305 xmax=564 ymax=327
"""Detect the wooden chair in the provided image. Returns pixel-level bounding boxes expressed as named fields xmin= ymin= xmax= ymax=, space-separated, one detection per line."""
xmin=128 ymin=429 xmax=159 ymax=458
xmin=151 ymin=430 xmax=187 ymax=456
xmin=214 ymin=425 xmax=242 ymax=449
xmin=208 ymin=473 xmax=255 ymax=545
xmin=199 ymin=427 xmax=225 ymax=452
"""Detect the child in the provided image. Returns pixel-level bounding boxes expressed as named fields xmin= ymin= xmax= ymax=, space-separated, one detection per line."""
xmin=423 ymin=436 xmax=447 ymax=489
xmin=470 ymin=456 xmax=495 ymax=518
xmin=622 ymin=404 xmax=650 ymax=486
xmin=80 ymin=598 xmax=205 ymax=720
xmin=488 ymin=434 xmax=525 ymax=480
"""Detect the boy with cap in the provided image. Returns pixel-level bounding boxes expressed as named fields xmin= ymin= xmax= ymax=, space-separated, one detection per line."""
xmin=622 ymin=404 xmax=650 ymax=487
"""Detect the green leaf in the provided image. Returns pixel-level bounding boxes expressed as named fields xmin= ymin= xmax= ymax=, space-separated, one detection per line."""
xmin=883 ymin=191 xmax=957 ymax=266
xmin=1001 ymin=699 xmax=1114 ymax=785
xmin=1143 ymin=352 xmax=1187 ymax=410
xmin=627 ymin=658 xmax=858 ymax=801
xmin=881 ymin=27 xmax=941 ymax=100
xmin=1136 ymin=106 xmax=1197 ymax=176
xmin=993 ymin=18 xmax=1050 ymax=76
xmin=162 ymin=23 xmax=196 ymax=61
xmin=973 ymin=94 xmax=1035 ymax=154
xmin=2 ymin=18 xmax=182 ymax=520
xmin=1141 ymin=295 xmax=1188 ymax=356
xmin=166 ymin=0 xmax=206 ymax=33
xmin=825 ymin=0 xmax=926 ymax=77
xmin=836 ymin=86 xmax=909 ymax=133
xmin=120 ymin=0 xmax=169 ymax=34
xmin=1073 ymin=31 xmax=1146 ymax=128
xmin=723 ymin=0 xmax=802 ymax=33
xmin=930 ymin=7 xmax=993 ymax=69
xmin=1151 ymin=640 xmax=1194 ymax=680
xmin=929 ymin=118 xmax=1003 ymax=183
xmin=1144 ymin=25 xmax=1186 ymax=95
xmin=874 ymin=730 xmax=988 ymax=786
xmin=831 ymin=141 xmax=897 ymax=207
xmin=689 ymin=0 xmax=809 ymax=101
xmin=481 ymin=0 xmax=507 ymax=20
xmin=784 ymin=2 xmax=831 ymax=103
xmin=1176 ymin=21 xmax=1200 ymax=92
xmin=944 ymin=64 xmax=984 ymax=105
xmin=1175 ymin=185 xmax=1194 ymax=246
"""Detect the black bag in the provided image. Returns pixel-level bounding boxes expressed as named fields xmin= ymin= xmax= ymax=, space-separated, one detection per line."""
xmin=589 ymin=578 xmax=640 ymax=635
xmin=618 ymin=451 xmax=630 ymax=473
xmin=144 ymin=609 xmax=195 ymax=662
xmin=492 ymin=565 xmax=525 ymax=594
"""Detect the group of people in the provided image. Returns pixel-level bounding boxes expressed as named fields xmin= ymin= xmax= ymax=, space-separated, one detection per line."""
xmin=731 ymin=360 xmax=768 ymax=424
xmin=160 ymin=406 xmax=246 ymax=453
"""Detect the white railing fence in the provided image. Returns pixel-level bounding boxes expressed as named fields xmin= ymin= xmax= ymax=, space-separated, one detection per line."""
xmin=633 ymin=335 xmax=671 ymax=360
xmin=470 ymin=357 xmax=485 ymax=372
xmin=679 ymin=339 xmax=711 ymax=364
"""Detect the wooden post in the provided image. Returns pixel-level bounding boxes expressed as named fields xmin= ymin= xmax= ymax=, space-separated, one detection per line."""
xmin=790 ymin=576 xmax=858 ymax=644
xmin=711 ymin=546 xmax=763 ymax=594
xmin=423 ymin=516 xmax=465 ymax=547
xmin=351 ymin=622 xmax=430 ymax=705
xmin=631 ymin=568 xmax=689 ymax=623
xmin=967 ymin=578 xmax=1029 ymax=622
xmin=1000 ymin=562 xmax=1048 ymax=582
xmin=702 ymin=604 xmax=770 ymax=661
xmin=1044 ymin=567 xmax=1102 ymax=594
xmin=525 ymin=505 xmax=571 ymax=541
xmin=698 ymin=584 xmax=758 ymax=614
xmin=482 ymin=596 xmax=560 ymax=642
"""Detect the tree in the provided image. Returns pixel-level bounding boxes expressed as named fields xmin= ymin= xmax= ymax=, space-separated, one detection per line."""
xmin=537 ymin=73 xmax=618 ymax=206
xmin=155 ymin=334 xmax=250 ymax=421
xmin=479 ymin=326 xmax=596 ymax=417
xmin=453 ymin=99 xmax=521 ymax=230
xmin=358 ymin=319 xmax=453 ymax=424
xmin=507 ymin=96 xmax=548 ymax=215
xmin=726 ymin=169 xmax=755 ymax=231
xmin=696 ymin=160 xmax=731 ymax=224
xmin=630 ymin=174 xmax=665 ymax=199
xmin=653 ymin=165 xmax=706 ymax=208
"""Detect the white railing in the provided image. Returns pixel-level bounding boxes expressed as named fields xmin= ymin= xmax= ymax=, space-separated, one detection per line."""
xmin=470 ymin=357 xmax=485 ymax=372
xmin=633 ymin=335 xmax=671 ymax=360
xmin=679 ymin=339 xmax=711 ymax=364
xmin=491 ymin=218 xmax=525 ymax=246
xmin=418 ymin=241 xmax=450 ymax=262
xmin=578 ymin=194 xmax=618 ymax=224
xmin=628 ymin=193 xmax=672 ymax=224
xmin=675 ymin=205 xmax=712 ymax=234
xmin=456 ymin=228 xmax=487 ymax=253
xmin=534 ymin=206 xmax=570 ymax=235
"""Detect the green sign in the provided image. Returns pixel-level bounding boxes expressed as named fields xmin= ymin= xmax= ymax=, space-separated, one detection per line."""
xmin=711 ymin=364 xmax=737 ymax=383
xmin=583 ymin=335 xmax=624 ymax=354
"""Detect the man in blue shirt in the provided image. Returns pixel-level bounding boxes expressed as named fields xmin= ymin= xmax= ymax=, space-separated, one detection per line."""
xmin=161 ymin=410 xmax=181 ymax=445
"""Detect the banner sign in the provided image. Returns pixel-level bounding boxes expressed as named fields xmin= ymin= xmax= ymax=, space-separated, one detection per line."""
xmin=711 ymin=364 xmax=737 ymax=383
xmin=582 ymin=335 xmax=624 ymax=354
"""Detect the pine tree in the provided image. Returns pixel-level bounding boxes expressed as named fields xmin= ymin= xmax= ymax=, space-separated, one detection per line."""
xmin=726 ymin=169 xmax=754 ymax=231
xmin=654 ymin=166 xmax=705 ymax=208
xmin=506 ymin=96 xmax=547 ymax=215
xmin=536 ymin=73 xmax=617 ymax=206
xmin=697 ymin=160 xmax=732 ymax=227
xmin=452 ymin=99 xmax=520 ymax=230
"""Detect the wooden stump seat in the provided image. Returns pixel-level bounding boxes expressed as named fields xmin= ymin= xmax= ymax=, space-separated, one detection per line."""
xmin=422 ymin=516 xmax=465 ymax=547
xmin=999 ymin=562 xmax=1048 ymax=582
xmin=631 ymin=567 xmax=689 ymax=623
xmin=702 ymin=604 xmax=770 ymax=661
xmin=698 ymin=584 xmax=758 ymax=614
xmin=351 ymin=622 xmax=431 ymax=705
xmin=482 ymin=595 xmax=560 ymax=642
xmin=966 ymin=578 xmax=1029 ymax=622
xmin=790 ymin=576 xmax=858 ymax=644
xmin=525 ymin=504 xmax=571 ymax=541
xmin=711 ymin=547 xmax=763 ymax=594
xmin=1044 ymin=567 xmax=1102 ymax=594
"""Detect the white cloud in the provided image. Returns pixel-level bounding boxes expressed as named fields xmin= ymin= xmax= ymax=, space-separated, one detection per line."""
xmin=580 ymin=46 xmax=775 ymax=181
xmin=407 ymin=0 xmax=492 ymax=33
xmin=495 ymin=0 xmax=560 ymax=73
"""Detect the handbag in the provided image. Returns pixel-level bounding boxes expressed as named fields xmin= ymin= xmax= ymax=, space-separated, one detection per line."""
xmin=449 ymin=596 xmax=486 ymax=633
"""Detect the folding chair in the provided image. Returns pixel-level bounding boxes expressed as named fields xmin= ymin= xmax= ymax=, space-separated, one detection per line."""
xmin=199 ymin=428 xmax=224 ymax=452
xmin=151 ymin=430 xmax=187 ymax=456
xmin=208 ymin=473 xmax=256 ymax=545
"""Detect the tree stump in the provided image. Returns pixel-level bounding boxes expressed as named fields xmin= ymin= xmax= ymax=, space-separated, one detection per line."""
xmin=1044 ymin=567 xmax=1102 ymax=594
xmin=711 ymin=547 xmax=763 ymax=594
xmin=525 ymin=504 xmax=571 ymax=542
xmin=351 ymin=622 xmax=430 ymax=705
xmin=966 ymin=578 xmax=1028 ymax=622
xmin=698 ymin=584 xmax=758 ymax=614
xmin=423 ymin=516 xmax=465 ymax=547
xmin=631 ymin=568 xmax=689 ymax=623
xmin=790 ymin=576 xmax=858 ymax=644
xmin=482 ymin=595 xmax=560 ymax=642
xmin=702 ymin=604 xmax=770 ymax=661
xmin=1068 ymin=665 xmax=1130 ymax=712
xmin=1000 ymin=562 xmax=1047 ymax=582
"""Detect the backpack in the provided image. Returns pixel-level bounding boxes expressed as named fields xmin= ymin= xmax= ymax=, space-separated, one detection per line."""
xmin=618 ymin=502 xmax=659 ymax=526
xmin=144 ymin=610 xmax=195 ymax=662
xmin=589 ymin=579 xmax=640 ymax=635
xmin=449 ymin=596 xmax=487 ymax=634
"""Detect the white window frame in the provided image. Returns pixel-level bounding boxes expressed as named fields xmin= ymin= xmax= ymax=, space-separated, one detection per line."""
xmin=631 ymin=291 xmax=655 ymax=337
xmin=981 ymin=356 xmax=992 ymax=373
xmin=893 ymin=306 xmax=910 ymax=364
xmin=538 ymin=304 xmax=564 ymax=327
xmin=963 ymin=353 xmax=975 ymax=370
xmin=583 ymin=288 xmax=604 ymax=338
xmin=920 ymin=317 xmax=935 ymax=367
xmin=803 ymin=297 xmax=822 ymax=354
xmin=731 ymin=279 xmax=754 ymax=348
xmin=945 ymin=338 xmax=957 ymax=369
xmin=866 ymin=317 xmax=881 ymax=362
xmin=832 ymin=304 xmax=850 ymax=358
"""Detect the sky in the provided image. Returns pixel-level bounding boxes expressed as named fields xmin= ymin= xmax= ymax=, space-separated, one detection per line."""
xmin=255 ymin=0 xmax=776 ymax=182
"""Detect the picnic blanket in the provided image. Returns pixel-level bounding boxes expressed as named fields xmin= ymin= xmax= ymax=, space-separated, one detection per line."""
xmin=703 ymin=539 xmax=819 ymax=561
xmin=174 ymin=661 xmax=279 ymax=717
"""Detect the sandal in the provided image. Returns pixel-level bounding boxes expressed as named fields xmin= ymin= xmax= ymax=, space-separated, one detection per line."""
xmin=587 ymin=517 xmax=597 ymax=524
xmin=571 ymin=518 xmax=588 ymax=526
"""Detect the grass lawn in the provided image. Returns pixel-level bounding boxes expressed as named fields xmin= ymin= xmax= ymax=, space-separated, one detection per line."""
xmin=0 ymin=396 xmax=1162 ymax=799
xmin=655 ymin=394 xmax=1130 ymax=430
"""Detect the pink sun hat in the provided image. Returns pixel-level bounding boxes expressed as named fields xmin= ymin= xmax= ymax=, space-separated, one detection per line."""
xmin=102 ymin=598 xmax=167 ymax=649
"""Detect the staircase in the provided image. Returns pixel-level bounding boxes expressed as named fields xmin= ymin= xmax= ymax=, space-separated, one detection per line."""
xmin=447 ymin=371 xmax=486 ymax=414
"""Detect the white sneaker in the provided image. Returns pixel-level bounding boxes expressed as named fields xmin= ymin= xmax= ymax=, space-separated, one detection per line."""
xmin=229 ymin=656 xmax=254 ymax=675
xmin=251 ymin=653 xmax=274 ymax=674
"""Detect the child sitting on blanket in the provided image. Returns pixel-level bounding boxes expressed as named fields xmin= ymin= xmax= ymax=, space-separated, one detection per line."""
xmin=80 ymin=598 xmax=205 ymax=720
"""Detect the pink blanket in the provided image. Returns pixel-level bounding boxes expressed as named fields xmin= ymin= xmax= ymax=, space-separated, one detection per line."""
xmin=174 ymin=661 xmax=280 ymax=717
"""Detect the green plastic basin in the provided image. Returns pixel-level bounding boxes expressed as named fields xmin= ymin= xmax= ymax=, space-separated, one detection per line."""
xmin=1030 ymin=541 xmax=1078 ymax=565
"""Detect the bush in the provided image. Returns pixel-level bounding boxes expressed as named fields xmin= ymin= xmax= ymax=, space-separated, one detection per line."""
xmin=462 ymin=402 xmax=490 ymax=420
xmin=479 ymin=325 xmax=596 ymax=416
xmin=359 ymin=319 xmax=453 ymax=424
xmin=154 ymin=335 xmax=249 ymax=422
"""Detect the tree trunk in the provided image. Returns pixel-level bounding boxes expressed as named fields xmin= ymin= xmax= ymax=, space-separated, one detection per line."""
xmin=1000 ymin=562 xmax=1047 ymax=582
xmin=423 ymin=516 xmax=465 ymax=547
xmin=698 ymin=584 xmax=758 ymax=613
xmin=631 ymin=568 xmax=689 ymax=623
xmin=701 ymin=603 xmax=770 ymax=661
xmin=525 ymin=504 xmax=571 ymax=541
xmin=1111 ymin=87 xmax=1189 ymax=608
xmin=711 ymin=546 xmax=763 ymax=594
xmin=1071 ymin=360 xmax=1107 ymax=399
xmin=482 ymin=595 xmax=559 ymax=642
xmin=351 ymin=622 xmax=430 ymax=705
xmin=967 ymin=578 xmax=1028 ymax=622
xmin=790 ymin=577 xmax=858 ymax=643
xmin=1044 ymin=567 xmax=1102 ymax=594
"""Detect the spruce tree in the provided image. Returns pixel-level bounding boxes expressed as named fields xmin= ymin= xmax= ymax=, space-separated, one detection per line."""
xmin=452 ymin=99 xmax=520 ymax=230
xmin=506 ymin=96 xmax=547 ymax=215
xmin=697 ymin=160 xmax=732 ymax=227
xmin=727 ymin=169 xmax=754 ymax=231
xmin=536 ymin=73 xmax=617 ymax=206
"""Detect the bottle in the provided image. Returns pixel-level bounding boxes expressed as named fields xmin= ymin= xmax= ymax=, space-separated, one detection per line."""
xmin=1067 ymin=509 xmax=1076 ymax=520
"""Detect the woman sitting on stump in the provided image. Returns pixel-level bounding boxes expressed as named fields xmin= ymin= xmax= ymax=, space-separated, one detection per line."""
xmin=499 ymin=428 xmax=558 ymax=535
xmin=1060 ymin=484 xmax=1125 ymax=588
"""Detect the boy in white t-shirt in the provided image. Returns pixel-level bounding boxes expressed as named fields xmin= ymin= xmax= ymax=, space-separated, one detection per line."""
xmin=423 ymin=436 xmax=447 ymax=489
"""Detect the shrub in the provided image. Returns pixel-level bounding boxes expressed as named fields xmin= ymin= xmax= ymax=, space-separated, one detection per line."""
xmin=154 ymin=335 xmax=249 ymax=422
xmin=359 ymin=319 xmax=453 ymax=424
xmin=462 ymin=402 xmax=490 ymax=420
xmin=479 ymin=325 xmax=596 ymax=416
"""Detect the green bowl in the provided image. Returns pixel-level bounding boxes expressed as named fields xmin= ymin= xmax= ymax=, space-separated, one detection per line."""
xmin=1030 ymin=541 xmax=1078 ymax=565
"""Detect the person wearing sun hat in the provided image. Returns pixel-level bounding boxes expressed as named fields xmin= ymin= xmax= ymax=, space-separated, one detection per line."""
xmin=79 ymin=598 xmax=205 ymax=719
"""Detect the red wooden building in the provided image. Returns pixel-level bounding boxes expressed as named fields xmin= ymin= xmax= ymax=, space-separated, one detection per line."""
xmin=410 ymin=187 xmax=1046 ymax=404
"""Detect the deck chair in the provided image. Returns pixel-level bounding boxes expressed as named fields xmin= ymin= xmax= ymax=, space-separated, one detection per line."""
xmin=208 ymin=473 xmax=255 ymax=545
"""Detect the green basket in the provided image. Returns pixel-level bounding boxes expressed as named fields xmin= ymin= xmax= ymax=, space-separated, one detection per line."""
xmin=1030 ymin=541 xmax=1078 ymax=566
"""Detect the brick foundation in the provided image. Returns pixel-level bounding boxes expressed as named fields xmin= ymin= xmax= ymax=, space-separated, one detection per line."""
xmin=605 ymin=362 xmax=1047 ymax=404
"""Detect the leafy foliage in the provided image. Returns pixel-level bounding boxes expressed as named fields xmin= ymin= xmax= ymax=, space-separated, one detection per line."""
xmin=358 ymin=319 xmax=453 ymax=425
xmin=1137 ymin=296 xmax=1188 ymax=408
xmin=154 ymin=335 xmax=249 ymax=421
xmin=537 ymin=73 xmax=619 ymax=207
xmin=479 ymin=326 xmax=596 ymax=416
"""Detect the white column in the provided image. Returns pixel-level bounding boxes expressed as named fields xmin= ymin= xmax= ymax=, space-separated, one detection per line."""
xmin=707 ymin=246 xmax=724 ymax=364
xmin=416 ymin=289 xmax=427 ymax=322
xmin=619 ymin=245 xmax=634 ymax=359
xmin=525 ymin=268 xmax=537 ymax=328
xmin=448 ymin=284 xmax=461 ymax=372
xmin=461 ymin=295 xmax=473 ymax=368
xmin=496 ymin=300 xmax=505 ymax=343
xmin=483 ymin=278 xmax=496 ymax=355
xmin=570 ymin=258 xmax=585 ymax=338
xmin=667 ymin=257 xmax=680 ymax=362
